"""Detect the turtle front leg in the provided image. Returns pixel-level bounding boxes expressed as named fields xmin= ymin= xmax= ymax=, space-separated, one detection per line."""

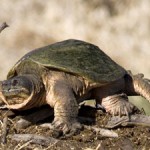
xmin=45 ymin=79 xmax=82 ymax=136
xmin=101 ymin=93 xmax=135 ymax=116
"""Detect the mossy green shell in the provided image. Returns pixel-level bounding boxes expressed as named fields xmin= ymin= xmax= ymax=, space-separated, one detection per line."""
xmin=7 ymin=39 xmax=126 ymax=84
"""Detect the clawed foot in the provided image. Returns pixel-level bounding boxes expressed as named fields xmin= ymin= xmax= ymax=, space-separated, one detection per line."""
xmin=110 ymin=99 xmax=134 ymax=116
xmin=102 ymin=93 xmax=135 ymax=116
xmin=47 ymin=117 xmax=82 ymax=137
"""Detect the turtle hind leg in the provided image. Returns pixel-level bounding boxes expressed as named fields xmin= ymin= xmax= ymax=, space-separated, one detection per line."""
xmin=101 ymin=93 xmax=135 ymax=116
xmin=125 ymin=71 xmax=150 ymax=102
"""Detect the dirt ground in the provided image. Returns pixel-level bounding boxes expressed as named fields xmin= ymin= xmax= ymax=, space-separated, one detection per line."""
xmin=0 ymin=104 xmax=150 ymax=150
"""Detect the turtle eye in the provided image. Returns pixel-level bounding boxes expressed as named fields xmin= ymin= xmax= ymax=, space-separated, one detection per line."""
xmin=12 ymin=79 xmax=18 ymax=86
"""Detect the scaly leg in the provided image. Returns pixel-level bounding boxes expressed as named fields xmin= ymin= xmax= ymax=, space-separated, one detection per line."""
xmin=45 ymin=78 xmax=82 ymax=136
xmin=101 ymin=93 xmax=135 ymax=116
xmin=128 ymin=71 xmax=150 ymax=101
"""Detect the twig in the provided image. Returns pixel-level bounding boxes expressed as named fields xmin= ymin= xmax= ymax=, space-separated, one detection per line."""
xmin=40 ymin=123 xmax=52 ymax=129
xmin=16 ymin=107 xmax=54 ymax=129
xmin=10 ymin=134 xmax=59 ymax=146
xmin=40 ymin=123 xmax=118 ymax=138
xmin=14 ymin=140 xmax=32 ymax=150
xmin=43 ymin=141 xmax=59 ymax=150
xmin=1 ymin=116 xmax=8 ymax=144
xmin=105 ymin=114 xmax=150 ymax=128
xmin=0 ymin=105 xmax=7 ymax=109
xmin=84 ymin=125 xmax=118 ymax=138
xmin=0 ymin=22 xmax=9 ymax=33
xmin=95 ymin=142 xmax=105 ymax=150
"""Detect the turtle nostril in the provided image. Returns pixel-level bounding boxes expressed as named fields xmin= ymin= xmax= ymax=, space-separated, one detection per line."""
xmin=12 ymin=79 xmax=18 ymax=86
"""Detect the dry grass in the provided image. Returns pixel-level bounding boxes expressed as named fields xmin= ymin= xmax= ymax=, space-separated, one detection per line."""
xmin=0 ymin=0 xmax=150 ymax=80
xmin=0 ymin=1 xmax=150 ymax=148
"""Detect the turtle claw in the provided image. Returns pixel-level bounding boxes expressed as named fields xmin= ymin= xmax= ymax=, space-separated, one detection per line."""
xmin=110 ymin=100 xmax=134 ymax=117
xmin=102 ymin=93 xmax=135 ymax=117
xmin=50 ymin=117 xmax=82 ymax=137
xmin=117 ymin=100 xmax=134 ymax=116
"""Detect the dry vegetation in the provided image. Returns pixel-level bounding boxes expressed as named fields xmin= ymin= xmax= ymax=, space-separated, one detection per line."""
xmin=0 ymin=0 xmax=150 ymax=149
xmin=0 ymin=0 xmax=150 ymax=79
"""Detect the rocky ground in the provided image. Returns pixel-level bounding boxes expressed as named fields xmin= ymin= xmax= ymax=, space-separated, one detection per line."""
xmin=0 ymin=104 xmax=150 ymax=150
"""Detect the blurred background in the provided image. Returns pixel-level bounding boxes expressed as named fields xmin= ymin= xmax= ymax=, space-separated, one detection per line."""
xmin=0 ymin=0 xmax=150 ymax=113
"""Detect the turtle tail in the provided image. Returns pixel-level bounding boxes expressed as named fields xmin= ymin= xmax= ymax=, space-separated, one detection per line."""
xmin=125 ymin=71 xmax=150 ymax=102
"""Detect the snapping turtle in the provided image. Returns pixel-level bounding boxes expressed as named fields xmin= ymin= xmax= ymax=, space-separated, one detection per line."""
xmin=0 ymin=39 xmax=150 ymax=135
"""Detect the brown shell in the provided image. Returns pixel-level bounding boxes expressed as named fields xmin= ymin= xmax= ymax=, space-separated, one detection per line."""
xmin=7 ymin=39 xmax=126 ymax=84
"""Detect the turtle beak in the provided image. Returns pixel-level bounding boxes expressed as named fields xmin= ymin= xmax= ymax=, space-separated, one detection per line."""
xmin=0 ymin=77 xmax=32 ymax=99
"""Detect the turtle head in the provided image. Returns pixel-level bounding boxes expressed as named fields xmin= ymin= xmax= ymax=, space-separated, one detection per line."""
xmin=0 ymin=76 xmax=33 ymax=103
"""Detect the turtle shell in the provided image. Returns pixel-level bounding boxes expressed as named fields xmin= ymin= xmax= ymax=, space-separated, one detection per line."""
xmin=7 ymin=39 xmax=126 ymax=84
